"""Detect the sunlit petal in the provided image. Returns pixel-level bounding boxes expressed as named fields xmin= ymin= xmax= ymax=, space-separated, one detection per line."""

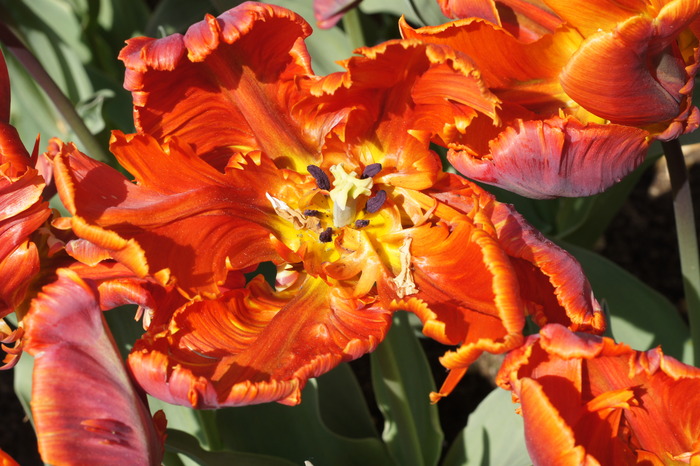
xmin=128 ymin=275 xmax=391 ymax=408
xmin=23 ymin=268 xmax=166 ymax=465
xmin=449 ymin=116 xmax=650 ymax=198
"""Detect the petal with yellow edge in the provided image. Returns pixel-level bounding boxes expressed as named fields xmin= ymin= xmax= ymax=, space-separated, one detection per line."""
xmin=128 ymin=274 xmax=392 ymax=408
xmin=23 ymin=268 xmax=166 ymax=466
xmin=497 ymin=324 xmax=700 ymax=465
xmin=53 ymin=134 xmax=283 ymax=298
xmin=120 ymin=3 xmax=328 ymax=171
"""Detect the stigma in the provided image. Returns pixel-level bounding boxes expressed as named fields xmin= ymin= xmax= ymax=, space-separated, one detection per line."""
xmin=329 ymin=164 xmax=373 ymax=228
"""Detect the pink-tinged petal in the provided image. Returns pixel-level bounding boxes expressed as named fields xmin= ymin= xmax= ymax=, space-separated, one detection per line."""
xmin=437 ymin=0 xmax=562 ymax=41
xmin=128 ymin=274 xmax=392 ymax=408
xmin=54 ymin=135 xmax=284 ymax=297
xmin=497 ymin=324 xmax=700 ymax=464
xmin=449 ymin=116 xmax=650 ymax=198
xmin=23 ymin=268 xmax=166 ymax=465
xmin=120 ymin=3 xmax=326 ymax=171
xmin=314 ymin=0 xmax=361 ymax=28
xmin=0 ymin=51 xmax=9 ymax=124
xmin=561 ymin=12 xmax=696 ymax=126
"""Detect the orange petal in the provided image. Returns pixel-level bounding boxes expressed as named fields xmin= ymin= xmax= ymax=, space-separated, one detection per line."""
xmin=448 ymin=116 xmax=650 ymax=198
xmin=311 ymin=39 xmax=499 ymax=191
xmin=128 ymin=275 xmax=392 ymax=407
xmin=120 ymin=3 xmax=323 ymax=171
xmin=23 ymin=268 xmax=166 ymax=465
xmin=0 ymin=241 xmax=39 ymax=319
xmin=428 ymin=174 xmax=605 ymax=333
xmin=498 ymin=324 xmax=700 ymax=464
xmin=54 ymin=135 xmax=282 ymax=297
xmin=561 ymin=4 xmax=700 ymax=126
xmin=392 ymin=217 xmax=526 ymax=400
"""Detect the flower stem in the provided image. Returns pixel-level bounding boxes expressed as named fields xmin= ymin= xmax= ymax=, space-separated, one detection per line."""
xmin=342 ymin=8 xmax=365 ymax=51
xmin=663 ymin=139 xmax=700 ymax=366
xmin=0 ymin=21 xmax=112 ymax=163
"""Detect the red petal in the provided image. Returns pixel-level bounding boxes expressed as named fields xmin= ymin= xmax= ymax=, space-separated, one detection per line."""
xmin=0 ymin=241 xmax=39 ymax=318
xmin=128 ymin=275 xmax=392 ymax=407
xmin=449 ymin=116 xmax=650 ymax=198
xmin=120 ymin=3 xmax=323 ymax=170
xmin=54 ymin=136 xmax=282 ymax=297
xmin=23 ymin=269 xmax=165 ymax=465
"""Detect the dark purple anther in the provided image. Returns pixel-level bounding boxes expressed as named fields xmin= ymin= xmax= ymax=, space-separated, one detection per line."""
xmin=355 ymin=219 xmax=370 ymax=228
xmin=307 ymin=165 xmax=330 ymax=191
xmin=361 ymin=163 xmax=382 ymax=179
xmin=366 ymin=190 xmax=387 ymax=213
xmin=319 ymin=227 xmax=333 ymax=243
xmin=303 ymin=209 xmax=321 ymax=217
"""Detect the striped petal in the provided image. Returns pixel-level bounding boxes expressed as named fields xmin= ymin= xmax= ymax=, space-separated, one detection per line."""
xmin=128 ymin=274 xmax=392 ymax=408
xmin=23 ymin=268 xmax=166 ymax=465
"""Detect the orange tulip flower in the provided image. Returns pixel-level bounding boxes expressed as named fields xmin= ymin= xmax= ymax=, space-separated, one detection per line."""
xmin=497 ymin=324 xmax=700 ymax=465
xmin=55 ymin=3 xmax=604 ymax=407
xmin=402 ymin=0 xmax=700 ymax=198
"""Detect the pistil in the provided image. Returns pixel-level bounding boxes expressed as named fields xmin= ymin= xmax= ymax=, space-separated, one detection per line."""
xmin=329 ymin=164 xmax=373 ymax=228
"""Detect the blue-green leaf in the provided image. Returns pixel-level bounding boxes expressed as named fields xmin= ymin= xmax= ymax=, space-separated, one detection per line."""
xmin=442 ymin=388 xmax=530 ymax=466
xmin=370 ymin=312 xmax=443 ymax=466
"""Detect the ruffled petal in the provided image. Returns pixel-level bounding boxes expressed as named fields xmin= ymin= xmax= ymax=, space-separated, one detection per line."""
xmin=448 ymin=116 xmax=650 ymax=198
xmin=311 ymin=39 xmax=499 ymax=191
xmin=128 ymin=274 xmax=392 ymax=407
xmin=120 ymin=3 xmax=327 ymax=171
xmin=497 ymin=324 xmax=700 ymax=464
xmin=23 ymin=268 xmax=166 ymax=465
xmin=54 ymin=135 xmax=283 ymax=297
xmin=313 ymin=0 xmax=361 ymax=28
xmin=390 ymin=217 xmax=526 ymax=401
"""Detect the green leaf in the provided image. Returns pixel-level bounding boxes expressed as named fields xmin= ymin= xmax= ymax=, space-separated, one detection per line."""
xmin=316 ymin=362 xmax=380 ymax=439
xmin=257 ymin=0 xmax=353 ymax=75
xmin=360 ymin=0 xmax=448 ymax=27
xmin=165 ymin=429 xmax=296 ymax=466
xmin=442 ymin=388 xmax=530 ymax=466
xmin=216 ymin=371 xmax=394 ymax=465
xmin=144 ymin=0 xmax=214 ymax=37
xmin=555 ymin=148 xmax=662 ymax=248
xmin=564 ymin=242 xmax=692 ymax=362
xmin=370 ymin=312 xmax=443 ymax=466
